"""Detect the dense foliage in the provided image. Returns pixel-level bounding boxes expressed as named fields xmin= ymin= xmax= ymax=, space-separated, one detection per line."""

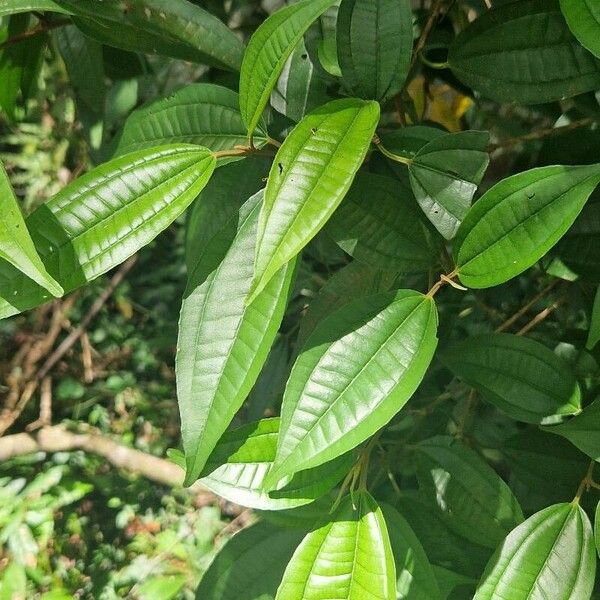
xmin=2 ymin=0 xmax=600 ymax=598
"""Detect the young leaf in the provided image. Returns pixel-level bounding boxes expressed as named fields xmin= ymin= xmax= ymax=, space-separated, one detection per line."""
xmin=544 ymin=397 xmax=600 ymax=461
xmin=199 ymin=418 xmax=354 ymax=511
xmin=0 ymin=163 xmax=62 ymax=297
xmin=114 ymin=84 xmax=269 ymax=157
xmin=448 ymin=0 xmax=600 ymax=105
xmin=265 ymin=289 xmax=438 ymax=487
xmin=587 ymin=286 xmax=600 ymax=351
xmin=381 ymin=503 xmax=442 ymax=600
xmin=560 ymin=0 xmax=600 ymax=59
xmin=326 ymin=172 xmax=440 ymax=272
xmin=454 ymin=164 xmax=600 ymax=289
xmin=441 ymin=333 xmax=582 ymax=424
xmin=196 ymin=520 xmax=304 ymax=600
xmin=239 ymin=0 xmax=338 ymax=136
xmin=337 ymin=0 xmax=413 ymax=102
xmin=177 ymin=191 xmax=296 ymax=486
xmin=0 ymin=145 xmax=215 ymax=319
xmin=408 ymin=131 xmax=490 ymax=240
xmin=250 ymin=98 xmax=380 ymax=302
xmin=275 ymin=492 xmax=396 ymax=600
xmin=416 ymin=436 xmax=524 ymax=549
xmin=474 ymin=503 xmax=596 ymax=600
xmin=55 ymin=0 xmax=244 ymax=71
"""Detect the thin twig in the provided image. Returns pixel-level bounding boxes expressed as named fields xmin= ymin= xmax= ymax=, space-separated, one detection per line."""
xmin=0 ymin=18 xmax=71 ymax=50
xmin=410 ymin=0 xmax=445 ymax=72
xmin=515 ymin=300 xmax=563 ymax=336
xmin=26 ymin=376 xmax=52 ymax=432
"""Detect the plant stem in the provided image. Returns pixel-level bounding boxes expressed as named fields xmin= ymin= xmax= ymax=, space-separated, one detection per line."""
xmin=0 ymin=18 xmax=71 ymax=50
xmin=372 ymin=136 xmax=413 ymax=165
xmin=573 ymin=460 xmax=596 ymax=504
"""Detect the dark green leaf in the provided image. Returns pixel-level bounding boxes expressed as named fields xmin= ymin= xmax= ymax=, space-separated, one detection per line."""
xmin=448 ymin=0 xmax=600 ymax=105
xmin=454 ymin=164 xmax=600 ymax=289
xmin=587 ymin=286 xmax=600 ymax=351
xmin=560 ymin=0 xmax=600 ymax=59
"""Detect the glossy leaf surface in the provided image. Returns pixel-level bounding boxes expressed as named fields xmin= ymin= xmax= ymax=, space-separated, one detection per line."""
xmin=454 ymin=164 xmax=600 ymax=289
xmin=416 ymin=436 xmax=524 ymax=549
xmin=337 ymin=0 xmax=412 ymax=102
xmin=239 ymin=0 xmax=338 ymax=135
xmin=408 ymin=131 xmax=490 ymax=239
xmin=442 ymin=333 xmax=582 ymax=424
xmin=199 ymin=419 xmax=353 ymax=510
xmin=250 ymin=98 xmax=380 ymax=301
xmin=177 ymin=191 xmax=296 ymax=485
xmin=276 ymin=492 xmax=396 ymax=600
xmin=0 ymin=145 xmax=215 ymax=319
xmin=448 ymin=0 xmax=600 ymax=105
xmin=560 ymin=0 xmax=600 ymax=59
xmin=0 ymin=0 xmax=71 ymax=17
xmin=474 ymin=503 xmax=596 ymax=600
xmin=265 ymin=289 xmax=438 ymax=486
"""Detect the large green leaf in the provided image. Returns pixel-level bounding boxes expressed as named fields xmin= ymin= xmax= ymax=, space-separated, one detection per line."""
xmin=0 ymin=0 xmax=71 ymax=17
xmin=454 ymin=164 xmax=600 ymax=289
xmin=199 ymin=418 xmax=353 ymax=510
xmin=0 ymin=163 xmax=62 ymax=297
xmin=239 ymin=0 xmax=338 ymax=136
xmin=441 ymin=333 xmax=582 ymax=424
xmin=326 ymin=172 xmax=440 ymax=272
xmin=177 ymin=190 xmax=296 ymax=486
xmin=55 ymin=0 xmax=244 ymax=71
xmin=114 ymin=84 xmax=269 ymax=157
xmin=415 ymin=436 xmax=524 ymax=549
xmin=196 ymin=520 xmax=304 ymax=600
xmin=275 ymin=492 xmax=396 ymax=600
xmin=249 ymin=98 xmax=380 ymax=302
xmin=0 ymin=145 xmax=215 ymax=320
xmin=408 ymin=131 xmax=490 ymax=240
xmin=448 ymin=0 xmax=600 ymax=105
xmin=264 ymin=289 xmax=438 ymax=488
xmin=544 ymin=397 xmax=600 ymax=461
xmin=587 ymin=286 xmax=600 ymax=351
xmin=381 ymin=503 xmax=441 ymax=600
xmin=560 ymin=0 xmax=600 ymax=59
xmin=337 ymin=0 xmax=412 ymax=102
xmin=474 ymin=503 xmax=596 ymax=600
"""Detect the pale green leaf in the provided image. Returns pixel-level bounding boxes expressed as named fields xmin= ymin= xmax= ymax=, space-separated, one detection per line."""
xmin=560 ymin=0 xmax=600 ymax=59
xmin=276 ymin=492 xmax=396 ymax=600
xmin=455 ymin=164 xmax=600 ymax=289
xmin=250 ymin=98 xmax=380 ymax=302
xmin=587 ymin=286 xmax=600 ymax=351
xmin=0 ymin=0 xmax=71 ymax=17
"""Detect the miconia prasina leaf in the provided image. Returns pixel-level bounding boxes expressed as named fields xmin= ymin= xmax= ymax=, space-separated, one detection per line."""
xmin=265 ymin=289 xmax=438 ymax=488
xmin=275 ymin=492 xmax=396 ymax=600
xmin=239 ymin=0 xmax=339 ymax=136
xmin=416 ymin=436 xmax=524 ymax=549
xmin=441 ymin=333 xmax=582 ymax=424
xmin=250 ymin=98 xmax=380 ymax=302
xmin=560 ymin=0 xmax=600 ymax=59
xmin=448 ymin=0 xmax=600 ymax=105
xmin=454 ymin=164 xmax=600 ymax=289
xmin=0 ymin=145 xmax=216 ymax=319
xmin=474 ymin=503 xmax=596 ymax=600
xmin=177 ymin=190 xmax=296 ymax=486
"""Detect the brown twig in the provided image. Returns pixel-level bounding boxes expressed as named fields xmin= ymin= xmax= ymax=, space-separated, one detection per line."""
xmin=26 ymin=376 xmax=52 ymax=432
xmin=515 ymin=301 xmax=562 ymax=336
xmin=81 ymin=332 xmax=95 ymax=384
xmin=410 ymin=0 xmax=445 ymax=71
xmin=0 ymin=18 xmax=71 ymax=50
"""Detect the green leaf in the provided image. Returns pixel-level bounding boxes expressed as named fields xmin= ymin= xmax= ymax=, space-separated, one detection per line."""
xmin=448 ymin=0 xmax=600 ymax=105
xmin=454 ymin=164 xmax=600 ymax=289
xmin=114 ymin=84 xmax=269 ymax=157
xmin=544 ymin=397 xmax=600 ymax=461
xmin=265 ymin=289 xmax=438 ymax=487
xmin=138 ymin=576 xmax=186 ymax=600
xmin=441 ymin=333 xmax=582 ymax=424
xmin=275 ymin=492 xmax=396 ymax=600
xmin=408 ymin=131 xmax=490 ymax=240
xmin=55 ymin=0 xmax=244 ymax=71
xmin=239 ymin=0 xmax=338 ymax=136
xmin=337 ymin=0 xmax=412 ymax=102
xmin=474 ymin=503 xmax=596 ymax=600
xmin=196 ymin=520 xmax=304 ymax=600
xmin=0 ymin=0 xmax=71 ymax=17
xmin=416 ymin=436 xmax=524 ymax=549
xmin=380 ymin=126 xmax=446 ymax=160
xmin=0 ymin=145 xmax=215 ymax=319
xmin=595 ymin=502 xmax=600 ymax=558
xmin=381 ymin=503 xmax=441 ymax=600
xmin=250 ymin=98 xmax=380 ymax=302
xmin=0 ymin=163 xmax=62 ymax=297
xmin=199 ymin=418 xmax=353 ymax=510
xmin=560 ymin=0 xmax=600 ymax=59
xmin=326 ymin=172 xmax=440 ymax=272
xmin=177 ymin=190 xmax=296 ymax=486
xmin=0 ymin=563 xmax=26 ymax=600
xmin=587 ymin=286 xmax=600 ymax=350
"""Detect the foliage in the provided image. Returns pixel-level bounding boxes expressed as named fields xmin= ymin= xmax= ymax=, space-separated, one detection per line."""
xmin=2 ymin=0 xmax=600 ymax=598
